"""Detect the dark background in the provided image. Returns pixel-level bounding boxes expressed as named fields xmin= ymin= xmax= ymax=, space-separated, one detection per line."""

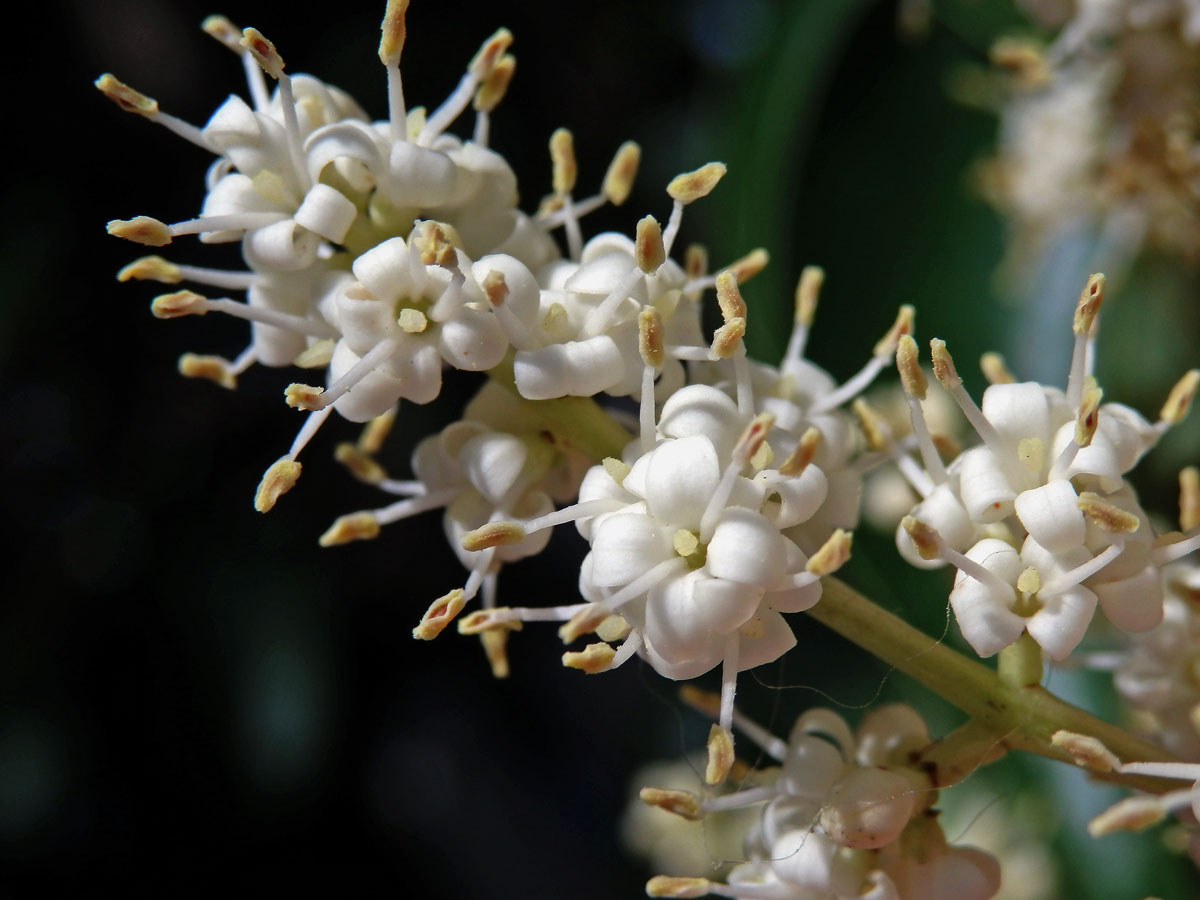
xmin=4 ymin=0 xmax=1198 ymax=895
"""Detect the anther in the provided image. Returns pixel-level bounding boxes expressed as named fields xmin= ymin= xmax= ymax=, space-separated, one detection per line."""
xmin=240 ymin=27 xmax=285 ymax=78
xmin=639 ymin=308 xmax=665 ymax=369
xmin=549 ymin=128 xmax=577 ymax=196
xmin=901 ymin=516 xmax=941 ymax=561
xmin=684 ymin=244 xmax=707 ymax=281
xmin=334 ymin=443 xmax=386 ymax=485
xmin=710 ymin=317 xmax=745 ymax=359
xmin=201 ymin=15 xmax=242 ymax=50
xmin=1180 ymin=467 xmax=1200 ymax=532
xmin=733 ymin=413 xmax=774 ymax=464
xmin=639 ymin=788 xmax=703 ymax=822
xmin=359 ymin=408 xmax=397 ymax=456
xmin=294 ymin=340 xmax=335 ymax=369
xmin=412 ymin=588 xmax=466 ymax=640
xmin=635 ymin=216 xmax=666 ymax=274
xmin=1051 ymin=730 xmax=1120 ymax=772
xmin=705 ymin=724 xmax=734 ymax=785
xmin=990 ymin=37 xmax=1050 ymax=87
xmin=319 ymin=512 xmax=382 ymax=547
xmin=795 ymin=265 xmax=824 ymax=327
xmin=873 ymin=305 xmax=915 ymax=358
xmin=178 ymin=353 xmax=235 ymax=389
xmin=94 ymin=73 xmax=158 ymax=116
xmin=461 ymin=521 xmax=527 ymax=551
xmin=725 ymin=248 xmax=769 ymax=284
xmin=596 ymin=615 xmax=631 ymax=642
xmin=805 ymin=529 xmax=853 ymax=575
xmin=929 ymin=338 xmax=959 ymax=389
xmin=852 ymin=398 xmax=891 ymax=453
xmin=562 ymin=642 xmax=615 ymax=673
xmin=285 ymin=383 xmax=326 ymax=411
xmin=1160 ymin=370 xmax=1200 ymax=425
xmin=480 ymin=629 xmax=511 ymax=679
xmin=896 ymin=334 xmax=927 ymax=400
xmin=558 ymin=604 xmax=611 ymax=644
xmin=715 ymin=271 xmax=746 ymax=322
xmin=1088 ymin=797 xmax=1165 ymax=837
xmin=255 ymin=458 xmax=301 ymax=513
xmin=378 ymin=0 xmax=410 ymax=65
xmin=468 ymin=28 xmax=514 ymax=80
xmin=108 ymin=217 xmax=172 ymax=247
xmin=779 ymin=427 xmax=821 ymax=476
xmin=151 ymin=290 xmax=206 ymax=319
xmin=646 ymin=876 xmax=712 ymax=899
xmin=473 ymin=54 xmax=515 ymax=112
xmin=980 ymin=351 xmax=1015 ymax=384
xmin=1073 ymin=273 xmax=1106 ymax=336
xmin=457 ymin=608 xmax=523 ymax=635
xmin=667 ymin=162 xmax=726 ymax=204
xmin=602 ymin=141 xmax=641 ymax=206
xmin=1076 ymin=385 xmax=1102 ymax=447
xmin=118 ymin=255 xmax=181 ymax=283
xmin=1077 ymin=492 xmax=1142 ymax=533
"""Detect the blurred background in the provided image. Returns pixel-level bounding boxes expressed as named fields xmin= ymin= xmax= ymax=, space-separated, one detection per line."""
xmin=5 ymin=0 xmax=1198 ymax=894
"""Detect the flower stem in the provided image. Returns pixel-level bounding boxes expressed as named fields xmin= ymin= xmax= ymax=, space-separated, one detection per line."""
xmin=998 ymin=632 xmax=1044 ymax=688
xmin=808 ymin=577 xmax=1178 ymax=793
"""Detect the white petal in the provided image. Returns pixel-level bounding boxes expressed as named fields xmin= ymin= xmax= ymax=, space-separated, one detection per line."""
xmin=352 ymin=236 xmax=414 ymax=302
xmin=657 ymin=384 xmax=743 ymax=460
xmin=644 ymin=572 xmax=760 ymax=662
xmin=643 ymin=436 xmax=720 ymax=527
xmin=1014 ymin=479 xmax=1085 ymax=553
xmin=513 ymin=337 xmax=624 ymax=400
xmin=736 ymin=608 xmax=796 ymax=671
xmin=328 ymin=341 xmax=403 ymax=422
xmin=980 ymin=382 xmax=1055 ymax=445
xmin=293 ymin=183 xmax=357 ymax=243
xmin=459 ymin=432 xmax=527 ymax=505
xmin=958 ymin=446 xmax=1017 ymax=523
xmin=1026 ymin=584 xmax=1097 ymax=660
xmin=387 ymin=141 xmax=459 ymax=206
xmin=394 ymin=341 xmax=443 ymax=405
xmin=895 ymin=483 xmax=974 ymax=570
xmin=949 ymin=539 xmax=1023 ymax=657
xmin=707 ymin=508 xmax=787 ymax=586
xmin=438 ymin=307 xmax=507 ymax=371
xmin=589 ymin=513 xmax=671 ymax=587
xmin=1095 ymin=565 xmax=1164 ymax=632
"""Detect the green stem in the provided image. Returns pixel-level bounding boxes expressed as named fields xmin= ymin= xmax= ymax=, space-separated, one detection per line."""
xmin=918 ymin=718 xmax=1008 ymax=789
xmin=998 ymin=632 xmax=1044 ymax=688
xmin=808 ymin=577 xmax=1178 ymax=793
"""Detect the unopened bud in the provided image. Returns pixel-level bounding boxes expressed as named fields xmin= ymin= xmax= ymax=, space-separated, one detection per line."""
xmin=666 ymin=162 xmax=726 ymax=204
xmin=412 ymin=588 xmax=466 ymax=640
xmin=255 ymin=458 xmax=301 ymax=512
xmin=603 ymin=141 xmax=641 ymax=206
xmin=108 ymin=216 xmax=172 ymax=247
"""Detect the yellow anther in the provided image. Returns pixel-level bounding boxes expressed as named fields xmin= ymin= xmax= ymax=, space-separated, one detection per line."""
xmin=334 ymin=442 xmax=386 ymax=485
xmin=94 ymin=73 xmax=158 ymax=117
xmin=412 ymin=588 xmax=466 ymax=640
xmin=750 ymin=440 xmax=773 ymax=470
xmin=151 ymin=290 xmax=206 ymax=319
xmin=902 ymin=516 xmax=940 ymax=561
xmin=412 ymin=221 xmax=461 ymax=267
xmin=549 ymin=127 xmax=577 ymax=196
xmin=378 ymin=0 xmax=410 ymax=65
xmin=201 ymin=15 xmax=241 ymax=50
xmin=734 ymin=413 xmax=774 ymax=464
xmin=118 ymin=255 xmax=182 ymax=283
xmin=284 ymin=383 xmax=326 ymax=411
xmin=1180 ymin=467 xmax=1200 ymax=532
xmin=873 ymin=305 xmax=915 ymax=358
xmin=635 ymin=215 xmax=666 ymax=274
xmin=1088 ymin=797 xmax=1165 ymax=837
xmin=646 ymin=876 xmax=712 ymax=899
xmin=678 ymin=685 xmax=722 ymax=718
xmin=398 ymin=308 xmax=428 ymax=333
xmin=931 ymin=433 xmax=960 ymax=460
xmin=805 ymin=529 xmax=853 ymax=576
xmin=1050 ymin=730 xmax=1120 ymax=772
xmin=254 ymin=458 xmax=301 ymax=513
xmin=639 ymin=787 xmax=703 ymax=822
xmin=293 ymin=340 xmax=335 ymax=369
xmin=108 ymin=217 xmax=172 ymax=247
xmin=990 ymin=37 xmax=1050 ymax=86
xmin=558 ymin=604 xmax=611 ymax=644
xmin=468 ymin=28 xmax=514 ymax=80
xmin=474 ymin=54 xmax=515 ymax=112
xmin=1078 ymin=492 xmax=1142 ymax=533
xmin=602 ymin=140 xmax=641 ymax=206
xmin=715 ymin=271 xmax=746 ymax=322
xmin=1076 ymin=385 xmax=1103 ymax=447
xmin=981 ymin=351 xmax=1015 ymax=385
xmin=896 ymin=334 xmax=927 ymax=400
xmin=705 ymin=724 xmax=734 ymax=786
xmin=240 ymin=27 xmax=285 ymax=78
xmin=178 ymin=353 xmax=235 ymax=389
xmin=480 ymin=629 xmax=511 ymax=679
xmin=480 ymin=270 xmax=509 ymax=307
xmin=457 ymin=608 xmax=523 ymax=636
xmin=795 ymin=265 xmax=824 ymax=327
xmin=1073 ymin=273 xmax=1106 ymax=336
xmin=639 ymin=307 xmax=665 ymax=368
xmin=710 ymin=317 xmax=745 ymax=359
xmin=562 ymin=642 xmax=615 ymax=673
xmin=684 ymin=244 xmax=707 ymax=281
xmin=359 ymin=408 xmax=397 ymax=455
xmin=929 ymin=338 xmax=959 ymax=389
xmin=1160 ymin=370 xmax=1200 ymax=425
xmin=779 ymin=427 xmax=821 ymax=477
xmin=1016 ymin=566 xmax=1042 ymax=595
xmin=461 ymin=521 xmax=527 ymax=552
xmin=667 ymin=162 xmax=726 ymax=204
xmin=319 ymin=512 xmax=381 ymax=547
xmin=852 ymin=398 xmax=890 ymax=453
xmin=725 ymin=248 xmax=769 ymax=284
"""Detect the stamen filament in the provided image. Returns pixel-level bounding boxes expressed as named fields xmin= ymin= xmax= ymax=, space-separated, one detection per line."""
xmin=419 ymin=73 xmax=479 ymax=146
xmin=287 ymin=407 xmax=332 ymax=460
xmin=205 ymin=298 xmax=337 ymax=338
xmin=702 ymin=785 xmax=778 ymax=813
xmin=375 ymin=487 xmax=461 ymax=524
xmin=661 ymin=200 xmax=684 ymax=256
xmin=599 ymin=557 xmax=689 ymax=611
xmin=521 ymin=498 xmax=630 ymax=534
xmin=169 ymin=212 xmax=290 ymax=236
xmin=1153 ymin=532 xmax=1200 ymax=566
xmin=810 ymin=354 xmax=889 ymax=414
xmin=719 ymin=632 xmax=740 ymax=732
xmin=1040 ymin=543 xmax=1124 ymax=595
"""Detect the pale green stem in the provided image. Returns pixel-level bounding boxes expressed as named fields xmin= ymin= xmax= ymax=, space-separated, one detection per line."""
xmin=998 ymin=632 xmax=1044 ymax=688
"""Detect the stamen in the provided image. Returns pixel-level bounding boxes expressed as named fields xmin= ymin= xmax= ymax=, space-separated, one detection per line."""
xmin=558 ymin=603 xmax=611 ymax=644
xmin=702 ymin=785 xmax=779 ymax=813
xmin=474 ymin=53 xmax=515 ymax=115
xmin=640 ymin=307 xmax=665 ymax=452
xmin=119 ymin=256 xmax=257 ymax=290
xmin=897 ymin=334 xmax=948 ymax=484
xmin=241 ymin=28 xmax=311 ymax=191
xmin=461 ymin=521 xmax=527 ymax=552
xmin=902 ymin=516 xmax=1013 ymax=595
xmin=94 ymin=74 xmax=209 ymax=149
xmin=635 ymin=216 xmax=666 ymax=274
xmin=709 ymin=317 xmax=745 ymax=359
xmin=255 ymin=458 xmax=301 ymax=512
xmin=108 ymin=217 xmax=172 ymax=247
xmin=706 ymin=720 xmax=735 ymax=785
xmin=458 ymin=607 xmax=525 ymax=636
xmin=1077 ymin=492 xmax=1141 ymax=533
xmin=1050 ymin=730 xmax=1120 ymax=772
xmin=1159 ymin=369 xmax=1200 ymax=427
xmin=163 ymin=211 xmax=291 ymax=238
xmin=805 ymin=529 xmax=853 ymax=576
xmin=724 ymin=248 xmax=769 ymax=285
xmin=603 ymin=141 xmax=641 ymax=206
xmin=419 ymin=29 xmax=512 ymax=145
xmin=517 ymin=498 xmax=630 ymax=536
xmin=152 ymin=291 xmax=336 ymax=337
xmin=1088 ymin=796 xmax=1166 ymax=837
xmin=359 ymin=407 xmax=397 ymax=456
xmin=412 ymin=588 xmax=465 ymax=640
xmin=580 ymin=265 xmax=644 ymax=338
xmin=380 ymin=0 xmax=411 ymax=142
xmin=646 ymin=876 xmax=712 ymax=899
xmin=1154 ymin=532 xmax=1200 ymax=567
xmin=1040 ymin=543 xmax=1124 ymax=595
xmin=778 ymin=426 xmax=821 ymax=476
xmin=663 ymin=162 xmax=726 ymax=254
xmin=680 ymin=686 xmax=790 ymax=761
xmin=699 ymin=413 xmax=773 ymax=542
xmin=930 ymin=338 xmax=1010 ymax=459
xmin=715 ymin=271 xmax=746 ymax=322
xmin=562 ymin=642 xmax=616 ymax=673
xmin=372 ymin=487 xmax=459 ymax=526
xmin=810 ymin=306 xmax=914 ymax=414
xmin=334 ymin=442 xmax=387 ymax=485
xmin=178 ymin=353 xmax=240 ymax=389
xmin=598 ymin=557 xmax=690 ymax=612
xmin=683 ymin=244 xmax=708 ymax=301
xmin=1068 ymin=274 xmax=1105 ymax=409
xmin=783 ymin=265 xmax=824 ymax=368
xmin=202 ymin=15 xmax=269 ymax=110
xmin=852 ymin=397 xmax=933 ymax=497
